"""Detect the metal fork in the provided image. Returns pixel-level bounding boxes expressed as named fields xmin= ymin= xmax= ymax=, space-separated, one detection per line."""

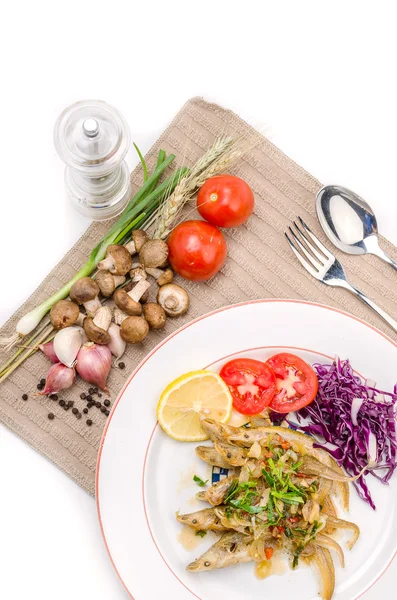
xmin=285 ymin=217 xmax=397 ymax=333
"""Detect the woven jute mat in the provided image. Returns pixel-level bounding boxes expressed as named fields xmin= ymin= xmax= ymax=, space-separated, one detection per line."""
xmin=1 ymin=97 xmax=397 ymax=495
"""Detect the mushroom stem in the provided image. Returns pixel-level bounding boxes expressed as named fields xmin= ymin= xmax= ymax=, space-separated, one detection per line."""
xmin=127 ymin=280 xmax=151 ymax=302
xmin=76 ymin=313 xmax=86 ymax=327
xmin=125 ymin=230 xmax=148 ymax=256
xmin=84 ymin=297 xmax=102 ymax=317
xmin=97 ymin=256 xmax=115 ymax=271
xmin=145 ymin=267 xmax=173 ymax=286
xmin=146 ymin=267 xmax=164 ymax=279
xmin=130 ymin=265 xmax=147 ymax=283
xmin=93 ymin=306 xmax=112 ymax=330
xmin=114 ymin=307 xmax=128 ymax=325
xmin=124 ymin=240 xmax=137 ymax=255
xmin=113 ymin=275 xmax=126 ymax=287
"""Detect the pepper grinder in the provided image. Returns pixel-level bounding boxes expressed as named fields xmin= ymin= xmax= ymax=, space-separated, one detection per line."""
xmin=54 ymin=99 xmax=131 ymax=220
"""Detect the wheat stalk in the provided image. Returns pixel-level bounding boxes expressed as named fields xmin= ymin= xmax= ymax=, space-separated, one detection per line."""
xmin=153 ymin=136 xmax=233 ymax=239
xmin=153 ymin=134 xmax=260 ymax=239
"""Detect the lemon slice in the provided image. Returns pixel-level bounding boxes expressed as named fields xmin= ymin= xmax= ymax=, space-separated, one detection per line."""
xmin=156 ymin=370 xmax=233 ymax=442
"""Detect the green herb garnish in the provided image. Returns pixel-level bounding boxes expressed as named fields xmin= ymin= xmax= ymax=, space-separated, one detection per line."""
xmin=267 ymin=493 xmax=276 ymax=524
xmin=262 ymin=468 xmax=275 ymax=487
xmin=196 ymin=530 xmax=207 ymax=538
xmin=292 ymin=544 xmax=304 ymax=568
xmin=193 ymin=475 xmax=208 ymax=487
xmin=229 ymin=499 xmax=265 ymax=514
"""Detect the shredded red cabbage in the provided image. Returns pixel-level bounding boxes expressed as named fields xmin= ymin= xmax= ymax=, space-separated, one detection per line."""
xmin=295 ymin=357 xmax=397 ymax=510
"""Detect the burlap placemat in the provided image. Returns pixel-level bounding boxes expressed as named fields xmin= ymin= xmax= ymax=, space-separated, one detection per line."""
xmin=1 ymin=97 xmax=397 ymax=496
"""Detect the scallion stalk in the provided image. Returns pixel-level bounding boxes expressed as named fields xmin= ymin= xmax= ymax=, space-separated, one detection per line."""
xmin=3 ymin=153 xmax=188 ymax=347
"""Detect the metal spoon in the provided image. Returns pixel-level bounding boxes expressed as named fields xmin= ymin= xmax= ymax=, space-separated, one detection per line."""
xmin=316 ymin=184 xmax=397 ymax=270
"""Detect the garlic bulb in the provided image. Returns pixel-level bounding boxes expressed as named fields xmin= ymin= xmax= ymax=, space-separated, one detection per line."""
xmin=39 ymin=363 xmax=76 ymax=395
xmin=39 ymin=341 xmax=59 ymax=363
xmin=53 ymin=326 xmax=84 ymax=368
xmin=107 ymin=323 xmax=126 ymax=359
xmin=76 ymin=343 xmax=112 ymax=392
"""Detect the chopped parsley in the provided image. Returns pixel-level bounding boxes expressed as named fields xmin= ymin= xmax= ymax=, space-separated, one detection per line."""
xmin=196 ymin=530 xmax=207 ymax=538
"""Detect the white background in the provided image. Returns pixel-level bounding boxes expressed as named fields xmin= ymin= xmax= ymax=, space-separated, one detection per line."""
xmin=1 ymin=1 xmax=396 ymax=598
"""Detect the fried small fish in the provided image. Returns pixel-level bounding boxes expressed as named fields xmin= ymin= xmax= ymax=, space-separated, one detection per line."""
xmin=196 ymin=475 xmax=236 ymax=506
xmin=200 ymin=417 xmax=241 ymax=444
xmin=176 ymin=507 xmax=228 ymax=531
xmin=195 ymin=445 xmax=234 ymax=469
xmin=187 ymin=531 xmax=254 ymax=572
xmin=214 ymin=441 xmax=248 ymax=467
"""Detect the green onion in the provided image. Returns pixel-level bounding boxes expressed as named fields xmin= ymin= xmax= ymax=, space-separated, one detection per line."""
xmin=133 ymin=142 xmax=149 ymax=181
xmin=10 ymin=154 xmax=188 ymax=342
xmin=193 ymin=475 xmax=208 ymax=487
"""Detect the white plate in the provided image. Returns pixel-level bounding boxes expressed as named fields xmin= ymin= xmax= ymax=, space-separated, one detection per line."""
xmin=96 ymin=300 xmax=397 ymax=600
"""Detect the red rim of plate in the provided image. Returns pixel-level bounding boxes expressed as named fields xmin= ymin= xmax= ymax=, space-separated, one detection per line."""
xmin=96 ymin=298 xmax=397 ymax=600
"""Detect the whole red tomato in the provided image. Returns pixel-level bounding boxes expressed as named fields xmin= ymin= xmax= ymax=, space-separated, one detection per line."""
xmin=168 ymin=220 xmax=227 ymax=281
xmin=197 ymin=175 xmax=254 ymax=228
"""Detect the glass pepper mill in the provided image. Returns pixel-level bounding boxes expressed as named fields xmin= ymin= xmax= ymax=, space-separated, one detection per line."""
xmin=54 ymin=99 xmax=131 ymax=220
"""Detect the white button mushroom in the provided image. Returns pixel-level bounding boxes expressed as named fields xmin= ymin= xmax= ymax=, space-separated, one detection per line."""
xmin=157 ymin=283 xmax=189 ymax=317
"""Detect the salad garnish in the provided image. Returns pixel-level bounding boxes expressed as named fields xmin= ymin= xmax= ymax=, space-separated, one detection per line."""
xmin=193 ymin=475 xmax=208 ymax=487
xmin=294 ymin=357 xmax=397 ymax=509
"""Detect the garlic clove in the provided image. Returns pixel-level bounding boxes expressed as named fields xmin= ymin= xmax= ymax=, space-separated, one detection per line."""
xmin=107 ymin=323 xmax=126 ymax=359
xmin=76 ymin=342 xmax=112 ymax=392
xmin=39 ymin=341 xmax=59 ymax=363
xmin=53 ymin=326 xmax=84 ymax=368
xmin=39 ymin=363 xmax=76 ymax=395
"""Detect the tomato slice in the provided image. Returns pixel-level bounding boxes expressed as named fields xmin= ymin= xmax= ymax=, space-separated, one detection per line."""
xmin=265 ymin=353 xmax=318 ymax=413
xmin=219 ymin=358 xmax=276 ymax=415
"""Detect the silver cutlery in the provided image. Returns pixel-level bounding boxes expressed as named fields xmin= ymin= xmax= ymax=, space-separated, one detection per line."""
xmin=285 ymin=217 xmax=397 ymax=333
xmin=316 ymin=184 xmax=397 ymax=270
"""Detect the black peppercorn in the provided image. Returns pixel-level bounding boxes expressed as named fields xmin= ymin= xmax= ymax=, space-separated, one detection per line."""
xmin=100 ymin=406 xmax=106 ymax=413
xmin=86 ymin=395 xmax=93 ymax=402
xmin=48 ymin=413 xmax=55 ymax=420
xmin=83 ymin=408 xmax=88 ymax=414
xmin=72 ymin=407 xmax=78 ymax=415
xmin=76 ymin=413 xmax=82 ymax=419
xmin=49 ymin=393 xmax=58 ymax=401
xmin=105 ymin=410 xmax=110 ymax=417
xmin=118 ymin=362 xmax=125 ymax=369
xmin=80 ymin=393 xmax=86 ymax=399
xmin=104 ymin=399 xmax=110 ymax=407
xmin=95 ymin=401 xmax=101 ymax=408
xmin=22 ymin=394 xmax=28 ymax=401
xmin=86 ymin=419 xmax=93 ymax=426
xmin=59 ymin=400 xmax=66 ymax=407
xmin=88 ymin=387 xmax=95 ymax=395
